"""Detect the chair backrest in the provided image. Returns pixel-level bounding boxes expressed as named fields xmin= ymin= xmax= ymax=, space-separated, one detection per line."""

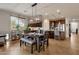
xmin=39 ymin=31 xmax=48 ymax=42
xmin=39 ymin=35 xmax=45 ymax=42
xmin=44 ymin=31 xmax=49 ymax=40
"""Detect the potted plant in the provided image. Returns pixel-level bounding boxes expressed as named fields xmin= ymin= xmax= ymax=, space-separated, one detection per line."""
xmin=16 ymin=24 xmax=20 ymax=39
xmin=24 ymin=25 xmax=30 ymax=33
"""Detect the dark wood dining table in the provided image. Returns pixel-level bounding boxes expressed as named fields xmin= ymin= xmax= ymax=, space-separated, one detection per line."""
xmin=26 ymin=33 xmax=44 ymax=52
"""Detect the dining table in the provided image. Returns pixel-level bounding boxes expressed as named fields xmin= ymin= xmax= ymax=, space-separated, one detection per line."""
xmin=26 ymin=32 xmax=44 ymax=52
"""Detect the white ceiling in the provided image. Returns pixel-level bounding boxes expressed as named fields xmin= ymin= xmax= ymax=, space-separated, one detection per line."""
xmin=0 ymin=3 xmax=79 ymax=19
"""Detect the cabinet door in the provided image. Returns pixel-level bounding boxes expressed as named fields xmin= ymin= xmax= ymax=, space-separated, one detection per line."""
xmin=60 ymin=32 xmax=65 ymax=40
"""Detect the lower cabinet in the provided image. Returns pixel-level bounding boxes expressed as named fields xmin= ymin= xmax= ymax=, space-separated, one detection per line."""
xmin=60 ymin=32 xmax=65 ymax=40
xmin=46 ymin=31 xmax=54 ymax=39
xmin=46 ymin=31 xmax=65 ymax=40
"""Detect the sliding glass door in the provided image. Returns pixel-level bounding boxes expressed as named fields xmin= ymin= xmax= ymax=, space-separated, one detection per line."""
xmin=11 ymin=16 xmax=19 ymax=31
xmin=18 ymin=18 xmax=25 ymax=31
xmin=11 ymin=16 xmax=26 ymax=31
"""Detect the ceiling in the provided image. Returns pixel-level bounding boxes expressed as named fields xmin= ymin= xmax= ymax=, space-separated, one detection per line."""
xmin=0 ymin=3 xmax=79 ymax=19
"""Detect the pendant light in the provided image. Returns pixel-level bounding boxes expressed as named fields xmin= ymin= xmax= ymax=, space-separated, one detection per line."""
xmin=30 ymin=4 xmax=34 ymax=22
xmin=30 ymin=3 xmax=40 ymax=22
xmin=35 ymin=3 xmax=40 ymax=21
xmin=30 ymin=3 xmax=37 ymax=22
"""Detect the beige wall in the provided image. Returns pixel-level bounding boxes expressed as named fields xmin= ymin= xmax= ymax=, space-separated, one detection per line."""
xmin=42 ymin=19 xmax=49 ymax=31
xmin=0 ymin=10 xmax=10 ymax=34
xmin=65 ymin=18 xmax=69 ymax=38
xmin=0 ymin=10 xmax=28 ymax=35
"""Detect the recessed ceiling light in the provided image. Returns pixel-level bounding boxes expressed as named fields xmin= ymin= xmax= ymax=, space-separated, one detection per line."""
xmin=57 ymin=9 xmax=60 ymax=12
xmin=56 ymin=9 xmax=60 ymax=14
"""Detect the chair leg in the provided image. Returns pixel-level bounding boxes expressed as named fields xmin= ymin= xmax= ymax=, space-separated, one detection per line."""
xmin=31 ymin=44 xmax=33 ymax=54
xmin=35 ymin=43 xmax=37 ymax=50
xmin=20 ymin=40 xmax=21 ymax=46
xmin=25 ymin=42 xmax=26 ymax=46
xmin=47 ymin=42 xmax=48 ymax=47
xmin=46 ymin=39 xmax=49 ymax=47
xmin=38 ymin=45 xmax=40 ymax=53
xmin=43 ymin=42 xmax=45 ymax=51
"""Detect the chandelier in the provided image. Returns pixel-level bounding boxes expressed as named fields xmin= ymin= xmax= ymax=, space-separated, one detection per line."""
xmin=30 ymin=3 xmax=40 ymax=22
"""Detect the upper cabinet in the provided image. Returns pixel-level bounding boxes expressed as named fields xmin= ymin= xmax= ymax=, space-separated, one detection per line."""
xmin=28 ymin=22 xmax=42 ymax=27
xmin=49 ymin=18 xmax=65 ymax=31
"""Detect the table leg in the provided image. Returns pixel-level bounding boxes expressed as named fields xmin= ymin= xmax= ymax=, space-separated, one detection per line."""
xmin=20 ymin=40 xmax=21 ymax=46
xmin=31 ymin=44 xmax=33 ymax=54
xmin=37 ymin=37 xmax=40 ymax=52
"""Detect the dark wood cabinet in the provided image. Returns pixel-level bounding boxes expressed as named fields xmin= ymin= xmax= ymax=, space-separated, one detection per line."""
xmin=44 ymin=31 xmax=54 ymax=39
xmin=50 ymin=18 xmax=65 ymax=28
xmin=49 ymin=18 xmax=66 ymax=40
xmin=28 ymin=22 xmax=42 ymax=27
xmin=48 ymin=31 xmax=54 ymax=39
xmin=60 ymin=32 xmax=65 ymax=40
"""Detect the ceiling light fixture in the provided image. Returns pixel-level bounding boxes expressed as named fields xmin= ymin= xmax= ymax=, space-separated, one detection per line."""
xmin=56 ymin=9 xmax=61 ymax=14
xmin=34 ymin=3 xmax=40 ymax=21
xmin=30 ymin=3 xmax=35 ymax=22
xmin=30 ymin=3 xmax=40 ymax=22
xmin=32 ymin=3 xmax=37 ymax=7
xmin=56 ymin=9 xmax=64 ymax=18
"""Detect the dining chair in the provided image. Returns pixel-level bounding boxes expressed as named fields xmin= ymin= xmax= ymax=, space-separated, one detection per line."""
xmin=37 ymin=35 xmax=45 ymax=52
xmin=44 ymin=31 xmax=49 ymax=47
xmin=20 ymin=35 xmax=37 ymax=54
xmin=36 ymin=31 xmax=49 ymax=52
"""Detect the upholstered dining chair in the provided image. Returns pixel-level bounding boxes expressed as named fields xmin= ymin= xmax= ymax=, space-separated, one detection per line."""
xmin=44 ymin=31 xmax=49 ymax=47
xmin=37 ymin=31 xmax=49 ymax=52
xmin=20 ymin=35 xmax=37 ymax=54
xmin=37 ymin=35 xmax=45 ymax=52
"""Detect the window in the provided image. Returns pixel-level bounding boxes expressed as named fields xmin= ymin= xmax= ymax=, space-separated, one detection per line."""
xmin=11 ymin=16 xmax=19 ymax=31
xmin=11 ymin=16 xmax=26 ymax=31
xmin=18 ymin=18 xmax=25 ymax=31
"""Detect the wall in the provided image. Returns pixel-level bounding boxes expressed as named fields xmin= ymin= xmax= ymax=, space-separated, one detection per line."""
xmin=0 ymin=10 xmax=10 ymax=34
xmin=42 ymin=19 xmax=49 ymax=31
xmin=0 ymin=9 xmax=28 ymax=35
xmin=65 ymin=18 xmax=69 ymax=38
